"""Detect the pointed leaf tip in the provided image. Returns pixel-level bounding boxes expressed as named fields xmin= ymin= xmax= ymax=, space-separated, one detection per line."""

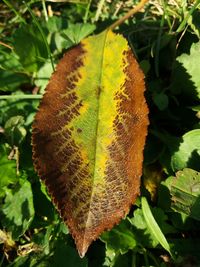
xmin=32 ymin=30 xmax=149 ymax=255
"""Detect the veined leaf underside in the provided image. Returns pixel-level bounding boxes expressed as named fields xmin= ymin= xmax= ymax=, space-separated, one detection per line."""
xmin=32 ymin=30 xmax=149 ymax=257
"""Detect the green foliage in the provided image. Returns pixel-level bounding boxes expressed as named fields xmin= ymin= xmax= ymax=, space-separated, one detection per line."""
xmin=171 ymin=41 xmax=200 ymax=100
xmin=171 ymin=130 xmax=200 ymax=171
xmin=141 ymin=197 xmax=172 ymax=256
xmin=13 ymin=25 xmax=49 ymax=72
xmin=101 ymin=220 xmax=137 ymax=254
xmin=0 ymin=145 xmax=18 ymax=197
xmin=1 ymin=0 xmax=200 ymax=266
xmin=61 ymin=23 xmax=96 ymax=44
xmin=170 ymin=168 xmax=200 ymax=221
xmin=1 ymin=180 xmax=35 ymax=240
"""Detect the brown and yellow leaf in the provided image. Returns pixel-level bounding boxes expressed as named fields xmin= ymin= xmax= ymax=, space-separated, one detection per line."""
xmin=32 ymin=30 xmax=149 ymax=257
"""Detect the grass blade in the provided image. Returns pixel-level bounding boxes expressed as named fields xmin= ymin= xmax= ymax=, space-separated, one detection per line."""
xmin=176 ymin=0 xmax=200 ymax=33
xmin=141 ymin=197 xmax=172 ymax=257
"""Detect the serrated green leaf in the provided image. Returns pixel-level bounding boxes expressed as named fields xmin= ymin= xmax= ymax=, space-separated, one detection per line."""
xmin=141 ymin=197 xmax=172 ymax=256
xmin=171 ymin=129 xmax=200 ymax=171
xmin=170 ymin=168 xmax=200 ymax=220
xmin=1 ymin=180 xmax=35 ymax=240
xmin=61 ymin=23 xmax=96 ymax=44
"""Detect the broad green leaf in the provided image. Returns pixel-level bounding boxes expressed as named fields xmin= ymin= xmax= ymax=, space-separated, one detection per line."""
xmin=0 ymin=145 xmax=17 ymax=198
xmin=171 ymin=129 xmax=200 ymax=171
xmin=32 ymin=29 xmax=149 ymax=257
xmin=0 ymin=70 xmax=29 ymax=92
xmin=141 ymin=197 xmax=172 ymax=256
xmin=1 ymin=180 xmax=35 ymax=240
xmin=100 ymin=220 xmax=137 ymax=254
xmin=170 ymin=168 xmax=200 ymax=220
xmin=13 ymin=25 xmax=48 ymax=72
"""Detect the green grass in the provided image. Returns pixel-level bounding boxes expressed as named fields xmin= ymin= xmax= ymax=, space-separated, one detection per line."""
xmin=0 ymin=0 xmax=200 ymax=266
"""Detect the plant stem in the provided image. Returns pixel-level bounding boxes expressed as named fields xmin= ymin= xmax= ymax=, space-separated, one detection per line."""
xmin=2 ymin=0 xmax=26 ymax=24
xmin=161 ymin=0 xmax=172 ymax=32
xmin=155 ymin=11 xmax=165 ymax=77
xmin=84 ymin=0 xmax=92 ymax=23
xmin=42 ymin=0 xmax=48 ymax=21
xmin=131 ymin=252 xmax=137 ymax=267
xmin=0 ymin=95 xmax=42 ymax=100
xmin=109 ymin=0 xmax=149 ymax=30
xmin=0 ymin=40 xmax=13 ymax=50
xmin=23 ymin=1 xmax=55 ymax=72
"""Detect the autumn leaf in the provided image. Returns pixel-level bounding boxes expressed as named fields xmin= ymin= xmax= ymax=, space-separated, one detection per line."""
xmin=32 ymin=30 xmax=149 ymax=257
